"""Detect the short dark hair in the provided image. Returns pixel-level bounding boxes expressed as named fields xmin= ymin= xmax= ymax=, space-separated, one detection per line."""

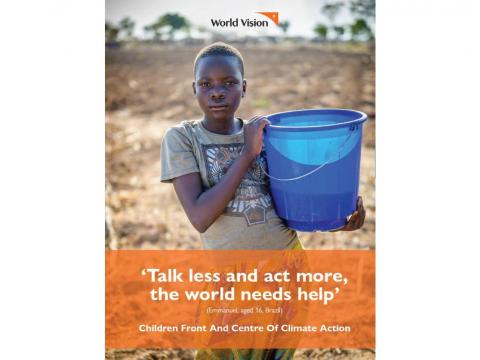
xmin=194 ymin=42 xmax=245 ymax=78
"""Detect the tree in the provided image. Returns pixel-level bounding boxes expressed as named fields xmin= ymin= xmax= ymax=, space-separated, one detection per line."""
xmin=316 ymin=1 xmax=375 ymax=42
xmin=321 ymin=1 xmax=345 ymax=41
xmin=278 ymin=20 xmax=290 ymax=36
xmin=161 ymin=13 xmax=190 ymax=40
xmin=322 ymin=2 xmax=345 ymax=24
xmin=350 ymin=18 xmax=372 ymax=41
xmin=144 ymin=13 xmax=190 ymax=41
xmin=333 ymin=26 xmax=345 ymax=40
xmin=143 ymin=23 xmax=162 ymax=41
xmin=119 ymin=17 xmax=135 ymax=40
xmin=314 ymin=24 xmax=328 ymax=40
xmin=350 ymin=0 xmax=375 ymax=22
xmin=350 ymin=0 xmax=375 ymax=36
xmin=105 ymin=22 xmax=119 ymax=42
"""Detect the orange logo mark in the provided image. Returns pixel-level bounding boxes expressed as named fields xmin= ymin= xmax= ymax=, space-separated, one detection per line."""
xmin=256 ymin=12 xmax=279 ymax=25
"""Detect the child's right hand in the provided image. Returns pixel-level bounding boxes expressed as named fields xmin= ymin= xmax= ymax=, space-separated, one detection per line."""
xmin=242 ymin=116 xmax=270 ymax=160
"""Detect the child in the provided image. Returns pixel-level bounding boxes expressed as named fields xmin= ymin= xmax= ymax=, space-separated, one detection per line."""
xmin=160 ymin=42 xmax=365 ymax=359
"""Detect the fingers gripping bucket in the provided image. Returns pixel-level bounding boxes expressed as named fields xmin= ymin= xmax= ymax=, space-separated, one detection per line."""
xmin=264 ymin=109 xmax=367 ymax=231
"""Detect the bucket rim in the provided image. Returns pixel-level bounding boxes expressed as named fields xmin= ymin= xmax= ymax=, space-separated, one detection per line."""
xmin=266 ymin=108 xmax=367 ymax=131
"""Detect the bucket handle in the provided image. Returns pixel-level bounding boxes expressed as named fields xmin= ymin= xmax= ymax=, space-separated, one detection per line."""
xmin=258 ymin=126 xmax=357 ymax=182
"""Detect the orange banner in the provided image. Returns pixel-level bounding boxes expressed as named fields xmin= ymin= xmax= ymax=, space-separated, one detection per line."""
xmin=106 ymin=250 xmax=375 ymax=349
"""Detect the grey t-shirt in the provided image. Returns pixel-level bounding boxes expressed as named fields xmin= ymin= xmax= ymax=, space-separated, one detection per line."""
xmin=160 ymin=119 xmax=299 ymax=250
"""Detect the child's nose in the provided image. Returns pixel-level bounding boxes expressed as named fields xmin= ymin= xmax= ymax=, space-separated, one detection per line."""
xmin=209 ymin=86 xmax=226 ymax=99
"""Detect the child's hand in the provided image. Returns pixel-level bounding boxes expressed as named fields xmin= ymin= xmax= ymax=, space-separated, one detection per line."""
xmin=242 ymin=116 xmax=270 ymax=160
xmin=332 ymin=196 xmax=366 ymax=232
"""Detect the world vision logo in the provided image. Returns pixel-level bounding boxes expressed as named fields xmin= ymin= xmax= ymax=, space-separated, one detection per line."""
xmin=210 ymin=12 xmax=279 ymax=28
xmin=256 ymin=12 xmax=279 ymax=25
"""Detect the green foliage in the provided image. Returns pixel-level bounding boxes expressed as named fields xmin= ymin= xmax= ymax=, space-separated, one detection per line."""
xmin=350 ymin=0 xmax=375 ymax=21
xmin=317 ymin=0 xmax=375 ymax=42
xmin=350 ymin=0 xmax=375 ymax=38
xmin=143 ymin=23 xmax=162 ymax=41
xmin=105 ymin=22 xmax=119 ymax=42
xmin=144 ymin=13 xmax=190 ymax=40
xmin=350 ymin=18 xmax=373 ymax=41
xmin=322 ymin=2 xmax=345 ymax=24
xmin=119 ymin=17 xmax=135 ymax=39
xmin=314 ymin=24 xmax=328 ymax=40
xmin=333 ymin=26 xmax=345 ymax=40
xmin=161 ymin=13 xmax=190 ymax=39
xmin=278 ymin=20 xmax=290 ymax=35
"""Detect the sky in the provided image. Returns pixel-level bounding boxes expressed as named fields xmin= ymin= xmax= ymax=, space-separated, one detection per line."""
xmin=105 ymin=0 xmax=355 ymax=38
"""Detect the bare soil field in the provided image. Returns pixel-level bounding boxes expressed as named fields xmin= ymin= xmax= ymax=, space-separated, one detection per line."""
xmin=106 ymin=44 xmax=375 ymax=359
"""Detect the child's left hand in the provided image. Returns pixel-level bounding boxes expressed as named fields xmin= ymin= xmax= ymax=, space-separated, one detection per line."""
xmin=333 ymin=196 xmax=366 ymax=232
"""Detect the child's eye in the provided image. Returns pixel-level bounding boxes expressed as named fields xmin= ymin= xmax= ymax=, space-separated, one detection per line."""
xmin=225 ymin=81 xmax=236 ymax=86
xmin=199 ymin=82 xmax=210 ymax=88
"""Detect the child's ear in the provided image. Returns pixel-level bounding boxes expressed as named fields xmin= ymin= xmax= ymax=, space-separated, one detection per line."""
xmin=242 ymin=79 xmax=247 ymax=98
xmin=192 ymin=81 xmax=196 ymax=95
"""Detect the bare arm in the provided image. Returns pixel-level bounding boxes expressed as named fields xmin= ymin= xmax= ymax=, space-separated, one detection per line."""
xmin=172 ymin=116 xmax=269 ymax=233
xmin=173 ymin=153 xmax=253 ymax=232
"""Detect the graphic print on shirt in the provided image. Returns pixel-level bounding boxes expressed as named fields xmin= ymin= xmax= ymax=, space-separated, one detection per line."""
xmin=201 ymin=143 xmax=273 ymax=226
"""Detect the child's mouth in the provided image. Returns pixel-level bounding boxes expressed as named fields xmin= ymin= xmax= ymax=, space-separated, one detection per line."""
xmin=209 ymin=105 xmax=229 ymax=111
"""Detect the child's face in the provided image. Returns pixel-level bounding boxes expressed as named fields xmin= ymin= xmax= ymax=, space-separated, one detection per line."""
xmin=193 ymin=55 xmax=246 ymax=122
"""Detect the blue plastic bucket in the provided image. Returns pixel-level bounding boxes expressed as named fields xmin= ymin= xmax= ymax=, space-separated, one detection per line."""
xmin=264 ymin=108 xmax=367 ymax=231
